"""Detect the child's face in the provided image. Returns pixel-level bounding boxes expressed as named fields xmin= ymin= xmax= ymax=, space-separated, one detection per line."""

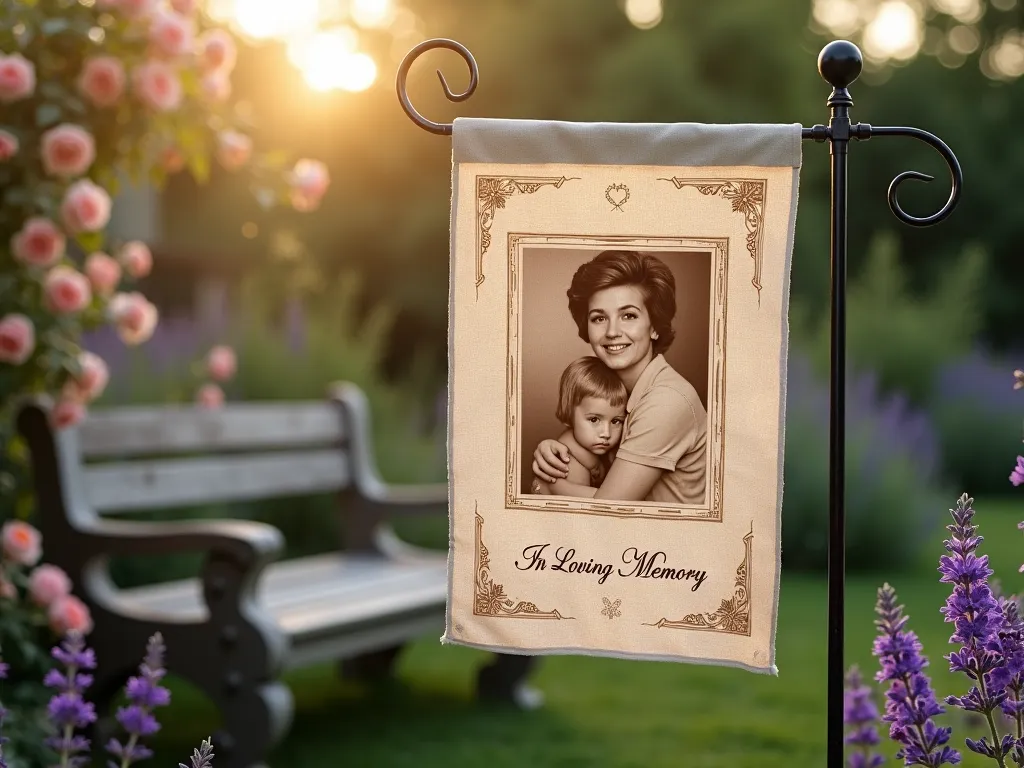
xmin=572 ymin=396 xmax=625 ymax=455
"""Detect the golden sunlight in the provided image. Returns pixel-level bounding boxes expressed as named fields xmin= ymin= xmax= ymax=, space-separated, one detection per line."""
xmin=624 ymin=0 xmax=663 ymax=30
xmin=351 ymin=0 xmax=394 ymax=29
xmin=863 ymin=0 xmax=923 ymax=61
xmin=811 ymin=0 xmax=861 ymax=37
xmin=929 ymin=0 xmax=983 ymax=23
xmin=299 ymin=30 xmax=378 ymax=92
xmin=233 ymin=0 xmax=318 ymax=40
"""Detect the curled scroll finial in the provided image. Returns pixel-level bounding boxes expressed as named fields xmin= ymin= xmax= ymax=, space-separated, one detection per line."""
xmin=867 ymin=126 xmax=962 ymax=227
xmin=396 ymin=39 xmax=478 ymax=136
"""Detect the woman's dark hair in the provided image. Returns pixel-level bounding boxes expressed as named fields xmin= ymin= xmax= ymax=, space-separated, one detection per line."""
xmin=566 ymin=250 xmax=676 ymax=354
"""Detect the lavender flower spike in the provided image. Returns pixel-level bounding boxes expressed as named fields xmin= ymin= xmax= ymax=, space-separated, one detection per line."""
xmin=939 ymin=494 xmax=1012 ymax=763
xmin=107 ymin=632 xmax=172 ymax=768
xmin=44 ymin=632 xmax=98 ymax=768
xmin=179 ymin=738 xmax=215 ymax=768
xmin=844 ymin=665 xmax=886 ymax=768
xmin=873 ymin=582 xmax=960 ymax=767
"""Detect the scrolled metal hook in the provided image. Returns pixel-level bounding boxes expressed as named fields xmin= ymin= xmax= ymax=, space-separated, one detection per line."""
xmin=867 ymin=126 xmax=963 ymax=226
xmin=396 ymin=39 xmax=478 ymax=136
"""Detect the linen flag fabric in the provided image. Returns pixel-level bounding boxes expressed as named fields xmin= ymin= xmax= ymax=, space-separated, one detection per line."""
xmin=443 ymin=119 xmax=802 ymax=674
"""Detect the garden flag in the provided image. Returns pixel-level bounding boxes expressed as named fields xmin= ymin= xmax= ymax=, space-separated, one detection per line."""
xmin=443 ymin=119 xmax=802 ymax=673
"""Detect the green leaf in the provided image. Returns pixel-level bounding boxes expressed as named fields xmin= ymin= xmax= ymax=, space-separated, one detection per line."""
xmin=188 ymin=151 xmax=210 ymax=184
xmin=74 ymin=231 xmax=104 ymax=253
xmin=34 ymin=103 xmax=61 ymax=128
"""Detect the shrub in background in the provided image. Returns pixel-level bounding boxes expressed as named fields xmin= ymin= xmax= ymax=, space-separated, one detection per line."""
xmin=782 ymin=353 xmax=949 ymax=572
xmin=791 ymin=230 xmax=986 ymax=406
xmin=932 ymin=349 xmax=1024 ymax=497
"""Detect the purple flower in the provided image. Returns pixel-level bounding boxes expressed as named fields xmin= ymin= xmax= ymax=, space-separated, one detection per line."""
xmin=107 ymin=632 xmax=171 ymax=767
xmin=844 ymin=665 xmax=885 ymax=768
xmin=939 ymin=495 xmax=1010 ymax=740
xmin=873 ymin=582 xmax=960 ymax=767
xmin=44 ymin=633 xmax=96 ymax=767
xmin=1010 ymin=457 xmax=1024 ymax=487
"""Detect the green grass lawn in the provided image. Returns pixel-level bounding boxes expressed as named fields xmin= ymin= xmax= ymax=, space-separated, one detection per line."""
xmin=147 ymin=495 xmax=1024 ymax=768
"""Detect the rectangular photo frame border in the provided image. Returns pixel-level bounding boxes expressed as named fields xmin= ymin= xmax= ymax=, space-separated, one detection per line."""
xmin=504 ymin=233 xmax=729 ymax=522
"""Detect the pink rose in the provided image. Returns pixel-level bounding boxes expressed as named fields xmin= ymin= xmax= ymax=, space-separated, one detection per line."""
xmin=68 ymin=350 xmax=109 ymax=402
xmin=200 ymin=71 xmax=231 ymax=103
xmin=51 ymin=398 xmax=87 ymax=429
xmin=289 ymin=159 xmax=330 ymax=212
xmin=0 ymin=53 xmax=35 ymax=103
xmin=1 ymin=520 xmax=42 ymax=567
xmin=132 ymin=60 xmax=183 ymax=111
xmin=216 ymin=131 xmax=251 ymax=171
xmin=29 ymin=564 xmax=72 ymax=607
xmin=84 ymin=251 xmax=122 ymax=296
xmin=109 ymin=291 xmax=158 ymax=345
xmin=148 ymin=10 xmax=194 ymax=58
xmin=196 ymin=29 xmax=236 ymax=73
xmin=11 ymin=217 xmax=65 ymax=267
xmin=169 ymin=0 xmax=198 ymax=14
xmin=0 ymin=575 xmax=15 ymax=600
xmin=40 ymin=124 xmax=96 ymax=179
xmin=48 ymin=594 xmax=94 ymax=635
xmin=119 ymin=240 xmax=152 ymax=278
xmin=44 ymin=266 xmax=92 ymax=314
xmin=61 ymin=179 xmax=112 ymax=233
xmin=0 ymin=129 xmax=17 ymax=160
xmin=206 ymin=345 xmax=236 ymax=382
xmin=196 ymin=382 xmax=224 ymax=409
xmin=0 ymin=313 xmax=35 ymax=365
xmin=77 ymin=56 xmax=126 ymax=108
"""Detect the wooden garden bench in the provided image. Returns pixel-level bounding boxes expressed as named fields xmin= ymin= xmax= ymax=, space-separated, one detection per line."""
xmin=16 ymin=382 xmax=537 ymax=768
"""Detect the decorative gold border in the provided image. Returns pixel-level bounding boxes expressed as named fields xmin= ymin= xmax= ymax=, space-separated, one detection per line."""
xmin=476 ymin=176 xmax=579 ymax=295
xmin=644 ymin=522 xmax=753 ymax=636
xmin=505 ymin=234 xmax=728 ymax=522
xmin=658 ymin=178 xmax=767 ymax=306
xmin=473 ymin=506 xmax=572 ymax=619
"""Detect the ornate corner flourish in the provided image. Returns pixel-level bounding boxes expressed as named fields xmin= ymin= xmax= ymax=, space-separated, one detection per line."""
xmin=644 ymin=522 xmax=753 ymax=635
xmin=474 ymin=507 xmax=572 ymax=619
xmin=658 ymin=178 xmax=766 ymax=305
xmin=476 ymin=176 xmax=578 ymax=296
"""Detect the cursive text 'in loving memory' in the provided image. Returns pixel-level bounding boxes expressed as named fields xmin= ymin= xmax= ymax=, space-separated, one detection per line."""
xmin=514 ymin=545 xmax=708 ymax=591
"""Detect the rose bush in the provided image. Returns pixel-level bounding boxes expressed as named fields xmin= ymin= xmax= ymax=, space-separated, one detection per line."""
xmin=0 ymin=0 xmax=330 ymax=518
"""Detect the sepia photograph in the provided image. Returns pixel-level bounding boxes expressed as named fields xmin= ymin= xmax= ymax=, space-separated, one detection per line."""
xmin=509 ymin=239 xmax=727 ymax=517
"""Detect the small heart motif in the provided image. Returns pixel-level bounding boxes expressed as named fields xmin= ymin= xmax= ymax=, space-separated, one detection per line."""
xmin=605 ymin=183 xmax=629 ymax=211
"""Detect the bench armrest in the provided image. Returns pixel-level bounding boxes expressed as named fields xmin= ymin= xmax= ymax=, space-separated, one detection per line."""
xmin=330 ymin=382 xmax=448 ymax=516
xmin=79 ymin=518 xmax=285 ymax=567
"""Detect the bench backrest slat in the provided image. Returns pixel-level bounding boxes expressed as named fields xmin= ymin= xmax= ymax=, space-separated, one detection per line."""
xmin=78 ymin=403 xmax=344 ymax=458
xmin=82 ymin=449 xmax=350 ymax=512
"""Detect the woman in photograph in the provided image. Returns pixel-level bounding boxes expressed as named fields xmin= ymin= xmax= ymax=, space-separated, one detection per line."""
xmin=531 ymin=249 xmax=708 ymax=505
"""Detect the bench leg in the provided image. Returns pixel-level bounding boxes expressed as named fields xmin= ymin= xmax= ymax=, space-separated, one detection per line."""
xmin=476 ymin=654 xmax=543 ymax=710
xmin=211 ymin=681 xmax=294 ymax=768
xmin=339 ymin=643 xmax=405 ymax=683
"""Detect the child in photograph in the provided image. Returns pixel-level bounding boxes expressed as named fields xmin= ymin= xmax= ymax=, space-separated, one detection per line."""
xmin=531 ymin=356 xmax=627 ymax=495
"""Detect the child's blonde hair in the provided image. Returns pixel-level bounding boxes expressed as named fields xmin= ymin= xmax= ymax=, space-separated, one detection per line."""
xmin=555 ymin=357 xmax=627 ymax=426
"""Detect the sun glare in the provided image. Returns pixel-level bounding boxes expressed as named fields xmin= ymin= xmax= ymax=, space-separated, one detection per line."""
xmin=624 ymin=0 xmax=663 ymax=30
xmin=299 ymin=30 xmax=378 ymax=92
xmin=351 ymin=0 xmax=394 ymax=28
xmin=863 ymin=0 xmax=923 ymax=61
xmin=234 ymin=0 xmax=318 ymax=40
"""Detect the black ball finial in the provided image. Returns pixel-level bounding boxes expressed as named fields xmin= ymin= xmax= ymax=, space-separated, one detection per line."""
xmin=818 ymin=40 xmax=863 ymax=89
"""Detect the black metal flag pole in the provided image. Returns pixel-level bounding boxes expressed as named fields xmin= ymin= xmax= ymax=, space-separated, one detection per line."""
xmin=398 ymin=37 xmax=963 ymax=767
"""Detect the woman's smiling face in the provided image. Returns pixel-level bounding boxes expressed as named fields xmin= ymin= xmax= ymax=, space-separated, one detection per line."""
xmin=586 ymin=284 xmax=655 ymax=374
